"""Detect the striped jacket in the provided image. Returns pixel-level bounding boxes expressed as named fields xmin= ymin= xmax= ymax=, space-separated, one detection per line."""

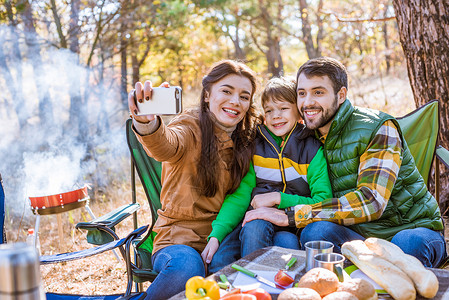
xmin=252 ymin=123 xmax=323 ymax=199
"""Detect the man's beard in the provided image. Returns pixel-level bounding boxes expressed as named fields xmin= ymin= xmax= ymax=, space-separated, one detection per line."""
xmin=302 ymin=95 xmax=339 ymax=130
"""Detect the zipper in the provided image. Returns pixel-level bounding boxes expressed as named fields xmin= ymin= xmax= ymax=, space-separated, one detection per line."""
xmin=258 ymin=123 xmax=298 ymax=193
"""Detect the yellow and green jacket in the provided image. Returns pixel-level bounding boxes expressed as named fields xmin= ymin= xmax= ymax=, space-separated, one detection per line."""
xmin=209 ymin=123 xmax=333 ymax=242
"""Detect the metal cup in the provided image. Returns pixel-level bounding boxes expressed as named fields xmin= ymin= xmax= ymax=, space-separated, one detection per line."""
xmin=314 ymin=252 xmax=345 ymax=282
xmin=304 ymin=240 xmax=334 ymax=271
xmin=0 ymin=242 xmax=46 ymax=300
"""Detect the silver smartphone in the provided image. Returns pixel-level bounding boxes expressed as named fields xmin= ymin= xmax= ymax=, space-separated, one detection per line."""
xmin=135 ymin=86 xmax=182 ymax=115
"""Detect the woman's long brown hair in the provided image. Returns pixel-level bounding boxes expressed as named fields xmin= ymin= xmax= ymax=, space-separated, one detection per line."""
xmin=196 ymin=60 xmax=259 ymax=197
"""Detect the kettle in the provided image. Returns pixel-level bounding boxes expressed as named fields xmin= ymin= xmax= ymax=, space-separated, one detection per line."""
xmin=0 ymin=243 xmax=46 ymax=299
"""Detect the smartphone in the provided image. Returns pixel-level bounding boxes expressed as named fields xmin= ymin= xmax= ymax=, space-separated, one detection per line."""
xmin=136 ymin=86 xmax=182 ymax=115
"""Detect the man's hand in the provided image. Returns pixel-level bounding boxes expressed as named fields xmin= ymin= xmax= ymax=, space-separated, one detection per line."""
xmin=201 ymin=237 xmax=219 ymax=264
xmin=251 ymin=192 xmax=281 ymax=209
xmin=242 ymin=207 xmax=288 ymax=227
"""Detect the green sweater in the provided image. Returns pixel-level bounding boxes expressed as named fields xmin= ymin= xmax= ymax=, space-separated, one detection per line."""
xmin=209 ymin=126 xmax=332 ymax=242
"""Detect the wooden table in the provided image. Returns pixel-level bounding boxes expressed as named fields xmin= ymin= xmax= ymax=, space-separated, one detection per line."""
xmin=170 ymin=246 xmax=449 ymax=299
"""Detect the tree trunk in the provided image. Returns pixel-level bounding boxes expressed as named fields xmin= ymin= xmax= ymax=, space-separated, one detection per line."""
xmin=97 ymin=49 xmax=110 ymax=135
xmin=120 ymin=24 xmax=128 ymax=109
xmin=131 ymin=53 xmax=139 ymax=86
xmin=22 ymin=2 xmax=54 ymax=128
xmin=259 ymin=0 xmax=283 ymax=77
xmin=233 ymin=21 xmax=246 ymax=60
xmin=68 ymin=0 xmax=88 ymax=141
xmin=299 ymin=0 xmax=322 ymax=59
xmin=382 ymin=2 xmax=391 ymax=74
xmin=265 ymin=35 xmax=283 ymax=78
xmin=4 ymin=0 xmax=27 ymax=129
xmin=228 ymin=8 xmax=247 ymax=61
xmin=393 ymin=0 xmax=449 ymax=210
xmin=0 ymin=42 xmax=27 ymax=129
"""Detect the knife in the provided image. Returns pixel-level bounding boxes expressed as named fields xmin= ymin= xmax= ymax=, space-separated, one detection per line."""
xmin=231 ymin=264 xmax=285 ymax=289
xmin=284 ymin=257 xmax=297 ymax=270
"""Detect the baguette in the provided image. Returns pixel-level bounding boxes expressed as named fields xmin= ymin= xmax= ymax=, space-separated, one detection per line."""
xmin=341 ymin=240 xmax=416 ymax=300
xmin=364 ymin=237 xmax=438 ymax=298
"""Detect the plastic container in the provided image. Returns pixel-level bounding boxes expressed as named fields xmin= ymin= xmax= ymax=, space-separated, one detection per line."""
xmin=26 ymin=228 xmax=41 ymax=256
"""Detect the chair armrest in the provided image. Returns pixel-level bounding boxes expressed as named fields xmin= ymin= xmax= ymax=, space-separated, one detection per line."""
xmin=40 ymin=225 xmax=148 ymax=265
xmin=76 ymin=203 xmax=141 ymax=246
xmin=76 ymin=203 xmax=140 ymax=230
xmin=436 ymin=145 xmax=449 ymax=169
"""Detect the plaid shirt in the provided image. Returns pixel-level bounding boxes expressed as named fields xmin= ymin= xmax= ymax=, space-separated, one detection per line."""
xmin=293 ymin=120 xmax=402 ymax=227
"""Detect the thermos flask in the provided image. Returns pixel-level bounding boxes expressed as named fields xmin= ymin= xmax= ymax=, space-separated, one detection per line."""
xmin=0 ymin=243 xmax=46 ymax=299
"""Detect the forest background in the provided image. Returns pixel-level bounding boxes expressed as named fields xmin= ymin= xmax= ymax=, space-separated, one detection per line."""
xmin=1 ymin=0 xmax=448 ymax=295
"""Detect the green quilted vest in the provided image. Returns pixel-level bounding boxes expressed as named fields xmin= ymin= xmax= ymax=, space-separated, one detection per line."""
xmin=323 ymin=100 xmax=443 ymax=240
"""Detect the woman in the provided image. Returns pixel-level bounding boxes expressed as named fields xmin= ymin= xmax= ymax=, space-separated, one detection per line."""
xmin=128 ymin=60 xmax=258 ymax=299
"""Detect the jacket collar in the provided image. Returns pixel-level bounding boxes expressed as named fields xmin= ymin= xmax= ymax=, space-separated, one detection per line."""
xmin=318 ymin=99 xmax=354 ymax=141
xmin=258 ymin=122 xmax=307 ymax=151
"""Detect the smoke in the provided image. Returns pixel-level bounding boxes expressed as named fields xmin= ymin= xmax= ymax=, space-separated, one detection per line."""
xmin=0 ymin=25 xmax=129 ymax=224
xmin=23 ymin=146 xmax=89 ymax=197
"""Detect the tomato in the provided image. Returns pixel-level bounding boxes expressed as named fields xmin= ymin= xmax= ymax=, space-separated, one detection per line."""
xmin=274 ymin=269 xmax=294 ymax=287
xmin=220 ymin=293 xmax=257 ymax=300
xmin=222 ymin=288 xmax=242 ymax=296
xmin=243 ymin=288 xmax=272 ymax=300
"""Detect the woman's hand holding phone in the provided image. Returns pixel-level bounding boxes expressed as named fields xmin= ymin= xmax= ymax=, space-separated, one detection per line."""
xmin=128 ymin=80 xmax=170 ymax=123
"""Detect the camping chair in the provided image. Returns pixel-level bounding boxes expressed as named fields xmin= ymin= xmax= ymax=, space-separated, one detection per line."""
xmin=74 ymin=119 xmax=162 ymax=294
xmin=0 ymin=172 xmax=147 ymax=299
xmin=41 ymin=225 xmax=149 ymax=300
xmin=125 ymin=118 xmax=161 ymax=285
xmin=396 ymin=100 xmax=449 ymax=203
xmin=397 ymin=100 xmax=449 ymax=268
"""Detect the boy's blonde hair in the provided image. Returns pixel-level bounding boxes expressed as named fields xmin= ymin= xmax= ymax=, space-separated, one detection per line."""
xmin=261 ymin=76 xmax=297 ymax=107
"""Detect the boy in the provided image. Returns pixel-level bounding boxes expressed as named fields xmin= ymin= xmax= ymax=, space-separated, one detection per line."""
xmin=203 ymin=77 xmax=332 ymax=272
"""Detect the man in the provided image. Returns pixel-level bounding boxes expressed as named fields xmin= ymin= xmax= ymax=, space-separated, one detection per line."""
xmin=244 ymin=57 xmax=446 ymax=267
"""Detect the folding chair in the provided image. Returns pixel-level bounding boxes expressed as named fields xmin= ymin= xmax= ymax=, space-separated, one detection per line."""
xmin=125 ymin=118 xmax=161 ymax=285
xmin=41 ymin=225 xmax=149 ymax=299
xmin=74 ymin=119 xmax=162 ymax=294
xmin=396 ymin=100 xmax=449 ymax=203
xmin=396 ymin=100 xmax=449 ymax=268
xmin=0 ymin=171 xmax=147 ymax=299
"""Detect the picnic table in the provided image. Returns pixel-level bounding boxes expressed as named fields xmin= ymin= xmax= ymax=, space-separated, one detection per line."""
xmin=170 ymin=246 xmax=449 ymax=299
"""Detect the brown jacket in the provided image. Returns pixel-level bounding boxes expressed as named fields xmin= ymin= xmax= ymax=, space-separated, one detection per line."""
xmin=135 ymin=109 xmax=235 ymax=254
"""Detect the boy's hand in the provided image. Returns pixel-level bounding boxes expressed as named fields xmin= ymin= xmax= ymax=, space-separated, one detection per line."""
xmin=201 ymin=237 xmax=219 ymax=264
xmin=242 ymin=207 xmax=288 ymax=227
xmin=251 ymin=192 xmax=281 ymax=209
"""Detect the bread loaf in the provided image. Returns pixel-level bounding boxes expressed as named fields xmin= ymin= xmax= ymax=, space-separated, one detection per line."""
xmin=278 ymin=287 xmax=321 ymax=300
xmin=296 ymin=267 xmax=339 ymax=297
xmin=364 ymin=237 xmax=438 ymax=298
xmin=337 ymin=278 xmax=378 ymax=300
xmin=341 ymin=240 xmax=416 ymax=300
xmin=322 ymin=291 xmax=358 ymax=300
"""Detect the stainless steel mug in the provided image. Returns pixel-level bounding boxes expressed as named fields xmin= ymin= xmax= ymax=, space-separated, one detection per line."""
xmin=304 ymin=240 xmax=334 ymax=271
xmin=0 ymin=242 xmax=46 ymax=299
xmin=314 ymin=252 xmax=345 ymax=282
